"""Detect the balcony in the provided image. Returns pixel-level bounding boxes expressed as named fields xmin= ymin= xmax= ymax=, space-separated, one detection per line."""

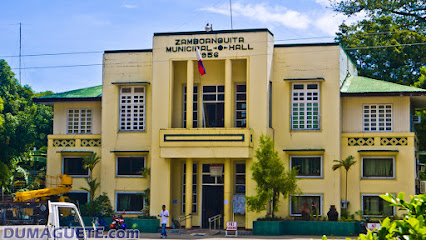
xmin=159 ymin=128 xmax=254 ymax=158
xmin=48 ymin=135 xmax=101 ymax=149
xmin=342 ymin=132 xmax=415 ymax=148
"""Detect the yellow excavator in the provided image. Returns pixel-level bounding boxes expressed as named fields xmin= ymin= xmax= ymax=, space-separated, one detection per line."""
xmin=14 ymin=174 xmax=73 ymax=202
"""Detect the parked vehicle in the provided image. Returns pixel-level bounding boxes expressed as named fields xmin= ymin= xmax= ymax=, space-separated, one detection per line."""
xmin=110 ymin=215 xmax=126 ymax=230
xmin=0 ymin=201 xmax=87 ymax=240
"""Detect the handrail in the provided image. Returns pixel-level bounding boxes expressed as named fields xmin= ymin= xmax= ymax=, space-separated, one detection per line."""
xmin=178 ymin=214 xmax=192 ymax=233
xmin=208 ymin=214 xmax=222 ymax=231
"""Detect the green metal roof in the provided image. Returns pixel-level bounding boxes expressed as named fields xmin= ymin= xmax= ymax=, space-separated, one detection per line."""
xmin=341 ymin=75 xmax=426 ymax=94
xmin=34 ymin=85 xmax=102 ymax=102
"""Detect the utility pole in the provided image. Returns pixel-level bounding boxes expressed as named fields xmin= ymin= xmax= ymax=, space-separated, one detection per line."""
xmin=230 ymin=0 xmax=233 ymax=30
xmin=19 ymin=22 xmax=22 ymax=84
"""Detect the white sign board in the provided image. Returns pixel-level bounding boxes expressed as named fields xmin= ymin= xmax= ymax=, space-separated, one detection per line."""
xmin=210 ymin=165 xmax=223 ymax=177
xmin=226 ymin=221 xmax=237 ymax=231
xmin=367 ymin=223 xmax=381 ymax=231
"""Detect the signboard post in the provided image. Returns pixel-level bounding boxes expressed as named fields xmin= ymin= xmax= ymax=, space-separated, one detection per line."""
xmin=226 ymin=221 xmax=238 ymax=237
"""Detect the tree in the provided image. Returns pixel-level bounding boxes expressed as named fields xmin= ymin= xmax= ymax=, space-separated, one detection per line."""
xmin=246 ymin=134 xmax=299 ymax=219
xmin=333 ymin=0 xmax=426 ymax=26
xmin=82 ymin=152 xmax=101 ymax=181
xmin=80 ymin=178 xmax=100 ymax=203
xmin=0 ymin=59 xmax=53 ymax=170
xmin=80 ymin=153 xmax=101 ymax=202
xmin=333 ymin=1 xmax=426 ymax=86
xmin=332 ymin=155 xmax=356 ymax=210
xmin=0 ymin=96 xmax=3 ymax=127
xmin=336 ymin=17 xmax=426 ymax=86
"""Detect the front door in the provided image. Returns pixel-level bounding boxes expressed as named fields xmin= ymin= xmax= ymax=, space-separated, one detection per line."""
xmin=202 ymin=185 xmax=224 ymax=228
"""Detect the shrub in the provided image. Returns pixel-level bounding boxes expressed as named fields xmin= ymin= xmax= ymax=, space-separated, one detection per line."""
xmin=80 ymin=193 xmax=113 ymax=217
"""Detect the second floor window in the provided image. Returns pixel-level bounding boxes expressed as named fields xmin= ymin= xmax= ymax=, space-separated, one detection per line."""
xmin=203 ymin=85 xmax=224 ymax=127
xmin=63 ymin=157 xmax=88 ymax=177
xmin=363 ymin=104 xmax=392 ymax=132
xmin=291 ymin=83 xmax=320 ymax=130
xmin=68 ymin=109 xmax=92 ymax=134
xmin=116 ymin=156 xmax=146 ymax=176
xmin=120 ymin=86 xmax=145 ymax=131
xmin=235 ymin=85 xmax=247 ymax=127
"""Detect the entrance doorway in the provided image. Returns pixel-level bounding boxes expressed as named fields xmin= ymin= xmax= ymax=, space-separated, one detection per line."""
xmin=201 ymin=164 xmax=224 ymax=228
xmin=202 ymin=185 xmax=224 ymax=228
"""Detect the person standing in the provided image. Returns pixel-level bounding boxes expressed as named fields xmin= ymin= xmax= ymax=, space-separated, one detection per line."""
xmin=158 ymin=205 xmax=169 ymax=238
xmin=327 ymin=205 xmax=338 ymax=221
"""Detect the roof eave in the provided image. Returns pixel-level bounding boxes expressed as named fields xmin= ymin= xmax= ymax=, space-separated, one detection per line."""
xmin=340 ymin=92 xmax=426 ymax=97
xmin=33 ymin=97 xmax=102 ymax=103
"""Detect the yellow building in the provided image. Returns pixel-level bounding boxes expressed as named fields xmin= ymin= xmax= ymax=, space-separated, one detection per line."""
xmin=35 ymin=28 xmax=426 ymax=229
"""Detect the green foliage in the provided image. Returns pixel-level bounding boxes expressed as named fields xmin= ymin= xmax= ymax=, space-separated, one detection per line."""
xmin=333 ymin=155 xmax=356 ymax=172
xmin=0 ymin=161 xmax=9 ymax=186
xmin=0 ymin=96 xmax=3 ymax=127
xmin=324 ymin=192 xmax=426 ymax=240
xmin=334 ymin=0 xmax=426 ymax=88
xmin=246 ymin=134 xmax=300 ymax=218
xmin=80 ymin=193 xmax=114 ymax=217
xmin=0 ymin=59 xmax=53 ymax=171
xmin=82 ymin=153 xmax=101 ymax=181
xmin=80 ymin=178 xmax=100 ymax=202
xmin=337 ymin=17 xmax=426 ymax=86
xmin=332 ymin=0 xmax=426 ymax=26
xmin=333 ymin=155 xmax=356 ymax=210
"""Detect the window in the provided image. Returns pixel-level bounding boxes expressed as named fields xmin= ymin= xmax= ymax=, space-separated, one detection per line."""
xmin=116 ymin=192 xmax=144 ymax=213
xmin=183 ymin=85 xmax=198 ymax=128
xmin=291 ymin=156 xmax=322 ymax=178
xmin=116 ymin=156 xmax=146 ymax=176
xmin=58 ymin=207 xmax=83 ymax=228
xmin=363 ymin=104 xmax=392 ymax=132
xmin=203 ymin=85 xmax=224 ymax=127
xmin=235 ymin=163 xmax=246 ymax=194
xmin=362 ymin=195 xmax=394 ymax=216
xmin=291 ymin=83 xmax=320 ymax=130
xmin=67 ymin=109 xmax=92 ymax=134
xmin=362 ymin=157 xmax=395 ymax=179
xmin=64 ymin=192 xmax=89 ymax=205
xmin=63 ymin=157 xmax=88 ymax=177
xmin=182 ymin=163 xmax=198 ymax=214
xmin=290 ymin=195 xmax=322 ymax=216
xmin=119 ymin=86 xmax=145 ymax=131
xmin=235 ymin=85 xmax=246 ymax=127
xmin=202 ymin=164 xmax=224 ymax=184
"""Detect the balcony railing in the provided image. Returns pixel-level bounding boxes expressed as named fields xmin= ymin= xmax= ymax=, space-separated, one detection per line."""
xmin=342 ymin=132 xmax=415 ymax=147
xmin=159 ymin=128 xmax=253 ymax=158
xmin=48 ymin=135 xmax=101 ymax=148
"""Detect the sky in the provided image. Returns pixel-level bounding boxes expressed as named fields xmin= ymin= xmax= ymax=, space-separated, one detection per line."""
xmin=0 ymin=0 xmax=358 ymax=93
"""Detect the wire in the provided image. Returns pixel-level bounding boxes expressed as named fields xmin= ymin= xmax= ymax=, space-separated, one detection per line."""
xmin=1 ymin=51 xmax=103 ymax=58
xmin=345 ymin=42 xmax=426 ymax=50
xmin=2 ymin=29 xmax=426 ymax=59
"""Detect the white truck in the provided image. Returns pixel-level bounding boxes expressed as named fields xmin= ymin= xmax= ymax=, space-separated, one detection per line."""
xmin=0 ymin=201 xmax=87 ymax=240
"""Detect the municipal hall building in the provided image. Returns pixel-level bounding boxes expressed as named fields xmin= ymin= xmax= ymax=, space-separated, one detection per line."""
xmin=35 ymin=28 xmax=426 ymax=229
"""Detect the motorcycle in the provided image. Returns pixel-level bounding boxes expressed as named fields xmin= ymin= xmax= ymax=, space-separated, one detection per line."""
xmin=110 ymin=215 xmax=127 ymax=230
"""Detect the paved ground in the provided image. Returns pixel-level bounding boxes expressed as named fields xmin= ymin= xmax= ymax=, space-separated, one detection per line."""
xmin=133 ymin=232 xmax=353 ymax=239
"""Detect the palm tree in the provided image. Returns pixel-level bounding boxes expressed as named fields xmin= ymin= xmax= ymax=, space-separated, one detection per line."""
xmin=80 ymin=178 xmax=100 ymax=202
xmin=81 ymin=153 xmax=101 ymax=204
xmin=82 ymin=153 xmax=101 ymax=181
xmin=332 ymin=155 xmax=356 ymax=209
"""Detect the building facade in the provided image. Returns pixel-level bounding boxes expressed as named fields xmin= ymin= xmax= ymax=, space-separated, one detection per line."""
xmin=35 ymin=29 xmax=426 ymax=229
